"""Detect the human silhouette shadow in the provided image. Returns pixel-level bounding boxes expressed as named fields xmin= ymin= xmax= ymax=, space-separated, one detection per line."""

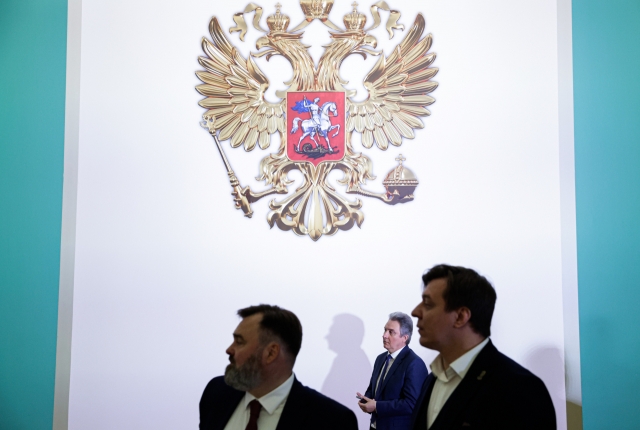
xmin=321 ymin=314 xmax=373 ymax=430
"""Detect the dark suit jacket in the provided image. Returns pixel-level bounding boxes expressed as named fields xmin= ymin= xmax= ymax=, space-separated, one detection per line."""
xmin=364 ymin=347 xmax=429 ymax=430
xmin=410 ymin=341 xmax=556 ymax=430
xmin=199 ymin=375 xmax=358 ymax=430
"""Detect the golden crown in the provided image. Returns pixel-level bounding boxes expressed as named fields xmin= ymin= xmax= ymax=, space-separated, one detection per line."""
xmin=300 ymin=0 xmax=334 ymax=19
xmin=344 ymin=2 xmax=366 ymax=31
xmin=267 ymin=3 xmax=290 ymax=32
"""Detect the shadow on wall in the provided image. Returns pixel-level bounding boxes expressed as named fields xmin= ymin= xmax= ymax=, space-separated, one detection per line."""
xmin=321 ymin=314 xmax=372 ymax=430
xmin=524 ymin=346 xmax=566 ymax=429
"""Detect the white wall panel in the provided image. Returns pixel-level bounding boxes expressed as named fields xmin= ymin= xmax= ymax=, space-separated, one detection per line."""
xmin=68 ymin=0 xmax=569 ymax=428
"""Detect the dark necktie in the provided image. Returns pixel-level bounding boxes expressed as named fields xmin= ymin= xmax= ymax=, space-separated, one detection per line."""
xmin=245 ymin=399 xmax=261 ymax=430
xmin=375 ymin=354 xmax=392 ymax=399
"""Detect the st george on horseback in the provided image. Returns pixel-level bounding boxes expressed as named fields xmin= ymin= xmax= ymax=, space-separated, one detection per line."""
xmin=291 ymin=95 xmax=340 ymax=154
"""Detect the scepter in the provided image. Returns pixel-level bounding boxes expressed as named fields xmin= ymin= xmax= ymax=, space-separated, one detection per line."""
xmin=200 ymin=117 xmax=253 ymax=218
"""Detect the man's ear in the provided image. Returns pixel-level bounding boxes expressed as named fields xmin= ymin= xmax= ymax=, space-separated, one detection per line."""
xmin=263 ymin=342 xmax=281 ymax=365
xmin=453 ymin=307 xmax=472 ymax=329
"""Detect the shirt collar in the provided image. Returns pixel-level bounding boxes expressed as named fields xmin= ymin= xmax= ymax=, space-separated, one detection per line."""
xmin=430 ymin=338 xmax=490 ymax=382
xmin=243 ymin=373 xmax=295 ymax=415
xmin=387 ymin=345 xmax=406 ymax=360
xmin=388 ymin=345 xmax=405 ymax=360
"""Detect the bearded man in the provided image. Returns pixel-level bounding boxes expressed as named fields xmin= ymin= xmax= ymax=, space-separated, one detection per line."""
xmin=199 ymin=304 xmax=357 ymax=430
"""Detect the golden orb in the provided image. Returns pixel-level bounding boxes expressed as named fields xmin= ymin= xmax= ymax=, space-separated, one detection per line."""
xmin=382 ymin=154 xmax=419 ymax=202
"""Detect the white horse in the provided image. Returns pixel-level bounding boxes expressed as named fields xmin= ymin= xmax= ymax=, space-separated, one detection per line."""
xmin=291 ymin=102 xmax=340 ymax=153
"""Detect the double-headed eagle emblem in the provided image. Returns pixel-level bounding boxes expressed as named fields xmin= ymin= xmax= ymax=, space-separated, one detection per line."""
xmin=197 ymin=0 xmax=438 ymax=241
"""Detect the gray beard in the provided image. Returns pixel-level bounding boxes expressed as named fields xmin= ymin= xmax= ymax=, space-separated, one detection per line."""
xmin=224 ymin=351 xmax=263 ymax=392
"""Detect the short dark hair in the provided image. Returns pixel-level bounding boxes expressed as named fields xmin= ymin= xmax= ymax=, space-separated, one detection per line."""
xmin=422 ymin=265 xmax=497 ymax=338
xmin=388 ymin=312 xmax=413 ymax=345
xmin=237 ymin=304 xmax=303 ymax=359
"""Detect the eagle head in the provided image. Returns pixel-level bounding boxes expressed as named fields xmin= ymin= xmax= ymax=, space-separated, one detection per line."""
xmin=363 ymin=35 xmax=377 ymax=49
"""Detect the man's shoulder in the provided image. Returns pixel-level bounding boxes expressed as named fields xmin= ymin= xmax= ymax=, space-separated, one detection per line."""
xmin=203 ymin=375 xmax=229 ymax=390
xmin=400 ymin=348 xmax=429 ymax=383
xmin=375 ymin=350 xmax=388 ymax=360
xmin=470 ymin=343 xmax=556 ymax=427
xmin=491 ymin=347 xmax=538 ymax=377
xmin=378 ymin=346 xmax=422 ymax=361
xmin=201 ymin=376 xmax=243 ymax=402
xmin=293 ymin=380 xmax=354 ymax=415
xmin=482 ymin=344 xmax=548 ymax=391
xmin=401 ymin=346 xmax=427 ymax=365
xmin=292 ymin=381 xmax=350 ymax=411
xmin=287 ymin=380 xmax=357 ymax=429
xmin=199 ymin=376 xmax=246 ymax=429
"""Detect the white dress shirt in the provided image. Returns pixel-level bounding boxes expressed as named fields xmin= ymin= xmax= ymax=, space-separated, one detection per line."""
xmin=426 ymin=338 xmax=490 ymax=429
xmin=223 ymin=373 xmax=295 ymax=430
xmin=372 ymin=346 xmax=405 ymax=428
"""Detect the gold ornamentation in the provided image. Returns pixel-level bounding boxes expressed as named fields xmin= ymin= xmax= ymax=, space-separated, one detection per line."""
xmin=230 ymin=3 xmax=268 ymax=41
xmin=344 ymin=2 xmax=367 ymax=31
xmin=299 ymin=0 xmax=333 ymax=20
xmin=266 ymin=3 xmax=290 ymax=32
xmin=293 ymin=0 xmax=341 ymax=31
xmin=267 ymin=162 xmax=364 ymax=241
xmin=196 ymin=1 xmax=438 ymax=240
xmin=382 ymin=154 xmax=419 ymax=203
xmin=367 ymin=1 xmax=404 ymax=39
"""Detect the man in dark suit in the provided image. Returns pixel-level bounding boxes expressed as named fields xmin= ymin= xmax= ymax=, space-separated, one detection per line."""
xmin=357 ymin=312 xmax=428 ymax=430
xmin=410 ymin=265 xmax=556 ymax=430
xmin=199 ymin=304 xmax=357 ymax=430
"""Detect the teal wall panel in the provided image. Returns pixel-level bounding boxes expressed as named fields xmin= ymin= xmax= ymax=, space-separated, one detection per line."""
xmin=573 ymin=0 xmax=640 ymax=429
xmin=0 ymin=0 xmax=68 ymax=428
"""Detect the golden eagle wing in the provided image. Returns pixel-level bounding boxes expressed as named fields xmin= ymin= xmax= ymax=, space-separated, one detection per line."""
xmin=347 ymin=14 xmax=438 ymax=150
xmin=196 ymin=18 xmax=285 ymax=151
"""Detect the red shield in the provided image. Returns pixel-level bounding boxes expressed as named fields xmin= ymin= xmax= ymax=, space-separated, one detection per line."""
xmin=286 ymin=91 xmax=346 ymax=165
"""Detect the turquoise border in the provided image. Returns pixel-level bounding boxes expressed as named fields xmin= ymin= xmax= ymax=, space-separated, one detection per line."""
xmin=0 ymin=1 xmax=68 ymax=428
xmin=573 ymin=0 xmax=640 ymax=429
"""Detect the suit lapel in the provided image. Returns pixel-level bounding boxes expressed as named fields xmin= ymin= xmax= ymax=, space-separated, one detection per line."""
xmin=373 ymin=354 xmax=384 ymax=379
xmin=275 ymin=378 xmax=307 ymax=430
xmin=429 ymin=342 xmax=498 ymax=430
xmin=214 ymin=386 xmax=244 ymax=430
xmin=379 ymin=347 xmax=410 ymax=395
xmin=412 ymin=373 xmax=436 ymax=430
xmin=370 ymin=353 xmax=385 ymax=396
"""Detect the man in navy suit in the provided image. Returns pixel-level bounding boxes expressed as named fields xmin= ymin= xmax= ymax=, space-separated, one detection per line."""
xmin=410 ymin=265 xmax=556 ymax=429
xmin=357 ymin=312 xmax=428 ymax=430
xmin=199 ymin=304 xmax=357 ymax=430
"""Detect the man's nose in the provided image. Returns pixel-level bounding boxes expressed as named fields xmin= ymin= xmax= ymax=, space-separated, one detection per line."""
xmin=411 ymin=305 xmax=421 ymax=318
